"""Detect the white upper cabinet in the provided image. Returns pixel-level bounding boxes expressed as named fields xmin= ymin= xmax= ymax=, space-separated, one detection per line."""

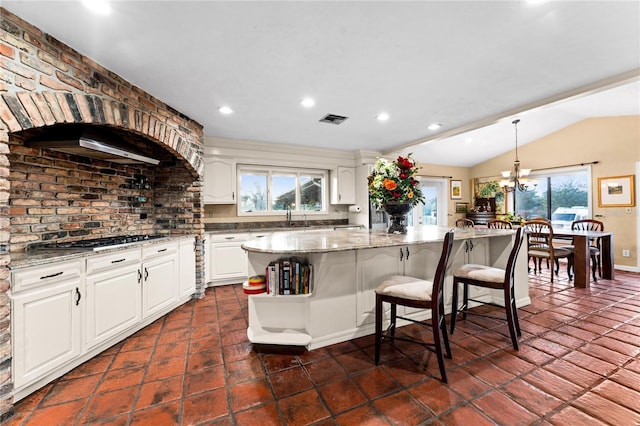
xmin=330 ymin=166 xmax=356 ymax=204
xmin=204 ymin=157 xmax=237 ymax=204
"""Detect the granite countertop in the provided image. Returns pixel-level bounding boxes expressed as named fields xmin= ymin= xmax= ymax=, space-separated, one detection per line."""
xmin=203 ymin=219 xmax=351 ymax=233
xmin=206 ymin=224 xmax=365 ymax=235
xmin=242 ymin=226 xmax=515 ymax=254
xmin=9 ymin=235 xmax=196 ymax=270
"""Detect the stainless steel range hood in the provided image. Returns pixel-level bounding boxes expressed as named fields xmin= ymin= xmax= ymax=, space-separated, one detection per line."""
xmin=25 ymin=129 xmax=160 ymax=165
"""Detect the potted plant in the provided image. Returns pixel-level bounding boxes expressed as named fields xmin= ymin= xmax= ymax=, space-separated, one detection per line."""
xmin=504 ymin=212 xmax=525 ymax=225
xmin=478 ymin=181 xmax=501 ymax=198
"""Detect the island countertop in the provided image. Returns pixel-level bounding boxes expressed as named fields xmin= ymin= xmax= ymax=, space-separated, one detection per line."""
xmin=241 ymin=226 xmax=515 ymax=254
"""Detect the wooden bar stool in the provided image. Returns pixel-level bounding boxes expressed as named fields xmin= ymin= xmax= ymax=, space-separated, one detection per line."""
xmin=450 ymin=227 xmax=525 ymax=350
xmin=374 ymin=230 xmax=455 ymax=382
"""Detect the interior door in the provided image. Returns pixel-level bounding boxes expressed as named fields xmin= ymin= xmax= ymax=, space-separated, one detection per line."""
xmin=408 ymin=179 xmax=447 ymax=227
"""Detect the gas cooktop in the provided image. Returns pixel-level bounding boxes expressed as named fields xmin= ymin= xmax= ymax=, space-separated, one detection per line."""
xmin=35 ymin=234 xmax=166 ymax=251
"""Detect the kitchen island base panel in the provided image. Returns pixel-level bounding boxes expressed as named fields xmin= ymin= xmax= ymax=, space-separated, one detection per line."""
xmin=245 ymin=230 xmax=529 ymax=350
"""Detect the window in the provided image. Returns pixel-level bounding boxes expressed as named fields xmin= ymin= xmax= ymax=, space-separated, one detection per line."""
xmin=510 ymin=166 xmax=591 ymax=222
xmin=238 ymin=166 xmax=327 ymax=215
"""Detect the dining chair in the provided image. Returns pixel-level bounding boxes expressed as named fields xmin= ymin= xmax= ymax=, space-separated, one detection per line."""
xmin=374 ymin=230 xmax=455 ymax=383
xmin=455 ymin=218 xmax=474 ymax=228
xmin=560 ymin=219 xmax=604 ymax=281
xmin=523 ymin=218 xmax=572 ymax=283
xmin=450 ymin=226 xmax=525 ymax=350
xmin=487 ymin=219 xmax=513 ymax=229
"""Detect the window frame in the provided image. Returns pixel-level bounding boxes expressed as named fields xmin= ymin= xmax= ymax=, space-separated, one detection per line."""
xmin=508 ymin=165 xmax=593 ymax=219
xmin=237 ymin=165 xmax=328 ymax=216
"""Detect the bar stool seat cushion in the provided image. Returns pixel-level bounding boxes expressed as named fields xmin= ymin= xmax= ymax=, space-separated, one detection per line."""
xmin=376 ymin=275 xmax=433 ymax=301
xmin=453 ymin=264 xmax=506 ymax=283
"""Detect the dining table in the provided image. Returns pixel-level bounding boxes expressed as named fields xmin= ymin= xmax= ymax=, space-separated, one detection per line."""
xmin=553 ymin=228 xmax=614 ymax=288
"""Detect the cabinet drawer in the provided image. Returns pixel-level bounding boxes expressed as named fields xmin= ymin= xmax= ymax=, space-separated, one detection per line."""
xmin=142 ymin=241 xmax=178 ymax=260
xmin=12 ymin=260 xmax=83 ymax=293
xmin=209 ymin=233 xmax=251 ymax=243
xmin=87 ymin=249 xmax=141 ymax=275
xmin=250 ymin=232 xmax=272 ymax=240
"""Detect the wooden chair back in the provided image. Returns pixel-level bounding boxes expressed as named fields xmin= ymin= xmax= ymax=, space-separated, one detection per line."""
xmin=571 ymin=219 xmax=604 ymax=248
xmin=432 ymin=230 xmax=455 ymax=310
xmin=488 ymin=219 xmax=513 ymax=229
xmin=455 ymin=218 xmax=474 ymax=228
xmin=523 ymin=218 xmax=554 ymax=257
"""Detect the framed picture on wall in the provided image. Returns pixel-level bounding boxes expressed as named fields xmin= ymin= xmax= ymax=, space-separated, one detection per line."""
xmin=455 ymin=202 xmax=469 ymax=213
xmin=450 ymin=180 xmax=462 ymax=199
xmin=598 ymin=175 xmax=635 ymax=207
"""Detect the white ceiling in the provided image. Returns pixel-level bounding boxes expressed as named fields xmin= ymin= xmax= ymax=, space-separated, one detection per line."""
xmin=3 ymin=1 xmax=639 ymax=167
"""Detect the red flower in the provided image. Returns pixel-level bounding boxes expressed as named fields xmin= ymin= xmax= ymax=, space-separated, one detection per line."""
xmin=397 ymin=156 xmax=413 ymax=170
xmin=392 ymin=191 xmax=401 ymax=198
xmin=399 ymin=172 xmax=408 ymax=179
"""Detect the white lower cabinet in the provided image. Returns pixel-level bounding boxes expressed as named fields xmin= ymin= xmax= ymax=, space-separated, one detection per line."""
xmin=208 ymin=233 xmax=250 ymax=286
xmin=142 ymin=243 xmax=178 ymax=318
xmin=356 ymin=244 xmax=443 ymax=325
xmin=356 ymin=247 xmax=402 ymax=326
xmin=11 ymin=236 xmax=196 ymax=402
xmin=445 ymin=238 xmax=490 ymax=310
xmin=12 ymin=278 xmax=82 ymax=389
xmin=86 ymin=249 xmax=142 ymax=350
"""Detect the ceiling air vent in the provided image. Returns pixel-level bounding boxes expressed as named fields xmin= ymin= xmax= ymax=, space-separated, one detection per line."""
xmin=319 ymin=114 xmax=349 ymax=125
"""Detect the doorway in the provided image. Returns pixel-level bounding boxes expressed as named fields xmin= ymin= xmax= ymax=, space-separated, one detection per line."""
xmin=408 ymin=179 xmax=448 ymax=227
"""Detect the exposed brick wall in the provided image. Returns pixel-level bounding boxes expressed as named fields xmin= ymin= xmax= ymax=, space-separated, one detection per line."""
xmin=0 ymin=8 xmax=206 ymax=419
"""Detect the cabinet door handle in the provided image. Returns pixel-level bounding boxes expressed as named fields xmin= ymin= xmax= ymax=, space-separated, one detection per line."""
xmin=144 ymin=267 xmax=149 ymax=281
xmin=137 ymin=269 xmax=142 ymax=283
xmin=75 ymin=287 xmax=81 ymax=306
xmin=157 ymin=248 xmax=167 ymax=253
xmin=225 ymin=236 xmax=235 ymax=240
xmin=40 ymin=271 xmax=63 ymax=280
xmin=232 ymin=191 xmax=235 ymax=201
xmin=399 ymin=247 xmax=404 ymax=262
xmin=111 ymin=258 xmax=126 ymax=264
xmin=405 ymin=247 xmax=410 ymax=260
xmin=468 ymin=240 xmax=474 ymax=251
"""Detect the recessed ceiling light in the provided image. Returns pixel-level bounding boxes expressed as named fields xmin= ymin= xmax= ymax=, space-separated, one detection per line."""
xmin=218 ymin=106 xmax=233 ymax=115
xmin=300 ymin=97 xmax=315 ymax=108
xmin=427 ymin=123 xmax=442 ymax=131
xmin=81 ymin=0 xmax=111 ymax=15
xmin=376 ymin=112 xmax=390 ymax=122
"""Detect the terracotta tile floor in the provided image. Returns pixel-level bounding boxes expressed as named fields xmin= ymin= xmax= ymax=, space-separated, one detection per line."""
xmin=7 ymin=268 xmax=640 ymax=425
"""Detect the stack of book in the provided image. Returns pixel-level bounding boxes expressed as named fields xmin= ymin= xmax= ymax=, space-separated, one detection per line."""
xmin=265 ymin=258 xmax=313 ymax=296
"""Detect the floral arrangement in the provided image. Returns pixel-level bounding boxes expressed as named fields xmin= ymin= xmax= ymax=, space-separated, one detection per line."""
xmin=368 ymin=154 xmax=425 ymax=209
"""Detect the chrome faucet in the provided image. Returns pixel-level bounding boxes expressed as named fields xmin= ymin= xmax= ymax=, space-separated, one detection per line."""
xmin=286 ymin=206 xmax=292 ymax=227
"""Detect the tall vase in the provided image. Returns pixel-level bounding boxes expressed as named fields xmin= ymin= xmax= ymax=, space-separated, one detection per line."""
xmin=383 ymin=202 xmax=413 ymax=234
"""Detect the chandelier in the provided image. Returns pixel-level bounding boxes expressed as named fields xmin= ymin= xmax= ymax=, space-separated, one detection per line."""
xmin=500 ymin=119 xmax=533 ymax=192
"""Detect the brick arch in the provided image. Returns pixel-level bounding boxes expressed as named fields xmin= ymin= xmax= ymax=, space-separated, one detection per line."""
xmin=2 ymin=90 xmax=203 ymax=176
xmin=0 ymin=9 xmax=208 ymax=420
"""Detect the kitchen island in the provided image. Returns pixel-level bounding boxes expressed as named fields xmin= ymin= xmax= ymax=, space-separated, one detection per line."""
xmin=242 ymin=226 xmax=530 ymax=350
